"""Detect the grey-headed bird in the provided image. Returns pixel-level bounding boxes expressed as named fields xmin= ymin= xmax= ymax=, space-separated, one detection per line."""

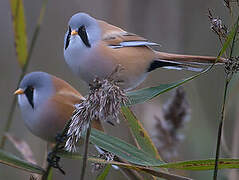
xmin=15 ymin=72 xmax=103 ymax=142
xmin=64 ymin=12 xmax=225 ymax=90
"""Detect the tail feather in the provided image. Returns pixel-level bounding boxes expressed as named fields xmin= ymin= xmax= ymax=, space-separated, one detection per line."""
xmin=148 ymin=60 xmax=204 ymax=72
xmin=162 ymin=65 xmax=203 ymax=72
xmin=155 ymin=51 xmax=227 ymax=64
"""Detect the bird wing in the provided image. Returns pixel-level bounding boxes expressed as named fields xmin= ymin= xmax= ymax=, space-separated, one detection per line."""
xmin=98 ymin=20 xmax=159 ymax=48
xmin=51 ymin=76 xmax=104 ymax=131
xmin=52 ymin=90 xmax=105 ymax=132
xmin=53 ymin=76 xmax=85 ymax=104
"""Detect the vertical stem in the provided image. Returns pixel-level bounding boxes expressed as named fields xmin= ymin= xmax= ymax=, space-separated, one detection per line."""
xmin=80 ymin=123 xmax=92 ymax=180
xmin=42 ymin=165 xmax=52 ymax=180
xmin=213 ymin=15 xmax=239 ymax=179
xmin=213 ymin=78 xmax=230 ymax=180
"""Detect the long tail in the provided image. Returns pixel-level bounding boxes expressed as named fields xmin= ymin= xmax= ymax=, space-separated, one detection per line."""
xmin=147 ymin=51 xmax=227 ymax=72
xmin=155 ymin=51 xmax=227 ymax=64
xmin=148 ymin=60 xmax=204 ymax=72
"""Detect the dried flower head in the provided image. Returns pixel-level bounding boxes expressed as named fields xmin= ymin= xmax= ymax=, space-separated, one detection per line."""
xmin=223 ymin=0 xmax=239 ymax=9
xmin=65 ymin=65 xmax=128 ymax=152
xmin=29 ymin=175 xmax=38 ymax=180
xmin=225 ymin=57 xmax=239 ymax=75
xmin=92 ymin=151 xmax=115 ymax=172
xmin=153 ymin=87 xmax=190 ymax=161
xmin=224 ymin=0 xmax=231 ymax=9
xmin=208 ymin=9 xmax=228 ymax=39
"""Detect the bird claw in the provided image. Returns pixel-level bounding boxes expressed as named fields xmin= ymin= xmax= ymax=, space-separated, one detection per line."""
xmin=47 ymin=152 xmax=65 ymax=175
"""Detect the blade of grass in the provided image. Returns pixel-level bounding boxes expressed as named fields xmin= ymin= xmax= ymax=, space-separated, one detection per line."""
xmin=121 ymin=107 xmax=164 ymax=179
xmin=9 ymin=0 xmax=28 ymax=67
xmin=90 ymin=129 xmax=163 ymax=166
xmin=5 ymin=133 xmax=36 ymax=165
xmin=80 ymin=123 xmax=92 ymax=180
xmin=158 ymin=158 xmax=239 ymax=170
xmin=59 ymin=152 xmax=239 ymax=171
xmin=59 ymin=152 xmax=191 ymax=180
xmin=0 ymin=0 xmax=48 ymax=149
xmin=0 ymin=149 xmax=45 ymax=174
xmin=46 ymin=168 xmax=53 ymax=180
xmin=126 ymin=66 xmax=211 ymax=106
xmin=121 ymin=106 xmax=161 ymax=160
xmin=96 ymin=164 xmax=111 ymax=180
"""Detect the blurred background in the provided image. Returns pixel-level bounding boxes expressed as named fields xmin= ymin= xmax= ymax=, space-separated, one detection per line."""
xmin=0 ymin=0 xmax=237 ymax=179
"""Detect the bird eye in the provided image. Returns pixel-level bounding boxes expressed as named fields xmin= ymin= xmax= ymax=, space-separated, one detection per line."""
xmin=65 ymin=26 xmax=71 ymax=50
xmin=81 ymin=26 xmax=86 ymax=32
xmin=78 ymin=25 xmax=91 ymax=48
xmin=25 ymin=86 xmax=34 ymax=109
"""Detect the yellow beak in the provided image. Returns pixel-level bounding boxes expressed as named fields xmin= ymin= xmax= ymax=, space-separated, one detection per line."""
xmin=14 ymin=88 xmax=24 ymax=95
xmin=71 ymin=30 xmax=78 ymax=36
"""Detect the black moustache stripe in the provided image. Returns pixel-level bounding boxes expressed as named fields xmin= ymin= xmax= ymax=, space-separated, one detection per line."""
xmin=78 ymin=26 xmax=91 ymax=48
xmin=25 ymin=86 xmax=34 ymax=109
xmin=65 ymin=26 xmax=71 ymax=50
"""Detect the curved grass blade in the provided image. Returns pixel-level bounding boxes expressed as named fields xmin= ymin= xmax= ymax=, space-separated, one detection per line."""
xmin=96 ymin=164 xmax=111 ymax=180
xmin=59 ymin=152 xmax=191 ymax=180
xmin=157 ymin=158 xmax=239 ymax=171
xmin=58 ymin=152 xmax=239 ymax=171
xmin=229 ymin=16 xmax=239 ymax=58
xmin=6 ymin=133 xmax=36 ymax=165
xmin=126 ymin=66 xmax=211 ymax=106
xmin=121 ymin=107 xmax=166 ymax=179
xmin=47 ymin=168 xmax=53 ymax=180
xmin=121 ymin=107 xmax=161 ymax=160
xmin=90 ymin=129 xmax=163 ymax=166
xmin=0 ymin=149 xmax=45 ymax=174
xmin=9 ymin=0 xmax=28 ymax=67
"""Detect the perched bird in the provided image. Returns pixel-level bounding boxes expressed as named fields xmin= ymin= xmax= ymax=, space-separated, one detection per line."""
xmin=15 ymin=71 xmax=103 ymax=142
xmin=64 ymin=12 xmax=225 ymax=90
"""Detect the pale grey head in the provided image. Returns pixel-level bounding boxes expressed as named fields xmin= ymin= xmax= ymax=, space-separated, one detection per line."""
xmin=64 ymin=12 xmax=101 ymax=51
xmin=18 ymin=71 xmax=54 ymax=109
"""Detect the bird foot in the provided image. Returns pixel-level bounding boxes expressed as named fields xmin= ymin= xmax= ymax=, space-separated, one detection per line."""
xmin=47 ymin=152 xmax=65 ymax=175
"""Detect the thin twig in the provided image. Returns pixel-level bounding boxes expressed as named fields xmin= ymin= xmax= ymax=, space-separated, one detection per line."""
xmin=80 ymin=122 xmax=92 ymax=180
xmin=213 ymin=79 xmax=230 ymax=180
xmin=0 ymin=0 xmax=48 ymax=149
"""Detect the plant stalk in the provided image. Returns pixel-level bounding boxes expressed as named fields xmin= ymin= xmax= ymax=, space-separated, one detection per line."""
xmin=80 ymin=123 xmax=92 ymax=180
xmin=213 ymin=78 xmax=230 ymax=180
